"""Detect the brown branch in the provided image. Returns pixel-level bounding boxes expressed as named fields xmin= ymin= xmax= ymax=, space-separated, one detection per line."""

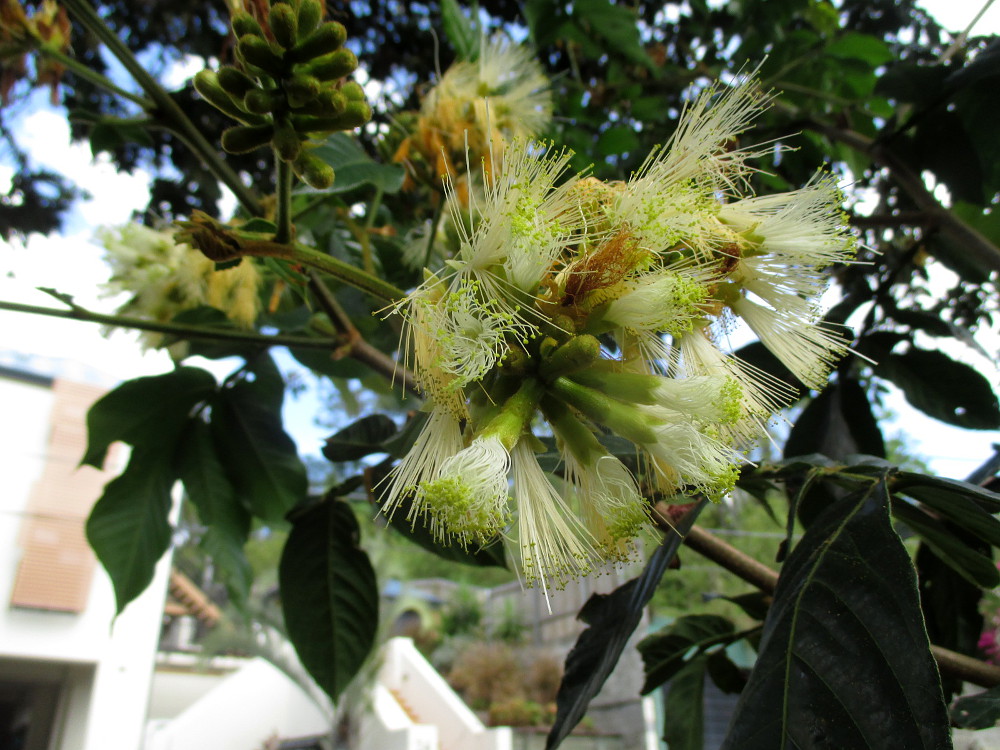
xmin=307 ymin=272 xmax=419 ymax=399
xmin=652 ymin=503 xmax=1000 ymax=688
xmin=801 ymin=117 xmax=1000 ymax=275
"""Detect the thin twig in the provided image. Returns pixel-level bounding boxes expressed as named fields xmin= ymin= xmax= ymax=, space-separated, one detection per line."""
xmin=651 ymin=504 xmax=1000 ymax=689
xmin=0 ymin=299 xmax=337 ymax=350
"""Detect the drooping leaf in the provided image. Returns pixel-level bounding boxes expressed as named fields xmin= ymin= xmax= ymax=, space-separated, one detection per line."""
xmin=874 ymin=349 xmax=1000 ymax=429
xmin=661 ymin=656 xmax=708 ymax=750
xmin=83 ymin=367 xmax=216 ymax=468
xmin=638 ymin=614 xmax=737 ymax=694
xmin=547 ymin=500 xmax=706 ymax=750
xmin=322 ymin=414 xmax=398 ymax=462
xmin=951 ymin=685 xmax=1000 ymax=730
xmin=894 ymin=471 xmax=1000 ymax=513
xmin=177 ymin=419 xmax=253 ymax=609
xmin=86 ymin=447 xmax=175 ymax=615
xmin=892 ymin=500 xmax=999 ymax=588
xmin=721 ymin=478 xmax=951 ymax=749
xmin=308 ymin=134 xmax=405 ymax=194
xmin=279 ymin=498 xmax=379 ymax=701
xmin=211 ymin=378 xmax=307 ymax=525
xmin=916 ymin=544 xmax=983 ymax=701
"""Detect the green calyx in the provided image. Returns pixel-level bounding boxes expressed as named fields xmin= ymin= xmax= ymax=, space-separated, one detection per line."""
xmin=539 ymin=334 xmax=602 ymax=381
xmin=479 ymin=378 xmax=545 ymax=451
xmin=550 ymin=377 xmax=657 ymax=445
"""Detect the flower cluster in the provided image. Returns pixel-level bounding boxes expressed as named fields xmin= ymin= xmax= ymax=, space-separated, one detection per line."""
xmin=395 ymin=34 xmax=552 ymax=188
xmin=100 ymin=223 xmax=261 ymax=351
xmin=383 ymin=76 xmax=856 ymax=595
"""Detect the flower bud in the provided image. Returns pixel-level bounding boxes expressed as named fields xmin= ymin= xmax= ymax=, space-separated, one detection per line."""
xmin=271 ymin=117 xmax=302 ymax=162
xmin=237 ymin=35 xmax=284 ymax=77
xmin=284 ymin=74 xmax=321 ymax=108
xmin=243 ymin=86 xmax=283 ymax=114
xmin=288 ymin=21 xmax=347 ymax=64
xmin=216 ymin=66 xmax=257 ymax=99
xmin=268 ymin=2 xmax=298 ymax=50
xmin=293 ymin=150 xmax=335 ymax=190
xmin=221 ymin=123 xmax=274 ymax=154
xmin=340 ymin=80 xmax=365 ymax=101
xmin=231 ymin=12 xmax=264 ymax=39
xmin=193 ymin=70 xmax=264 ymax=124
xmin=296 ymin=0 xmax=323 ymax=38
xmin=293 ymin=87 xmax=346 ymax=116
xmin=303 ymin=49 xmax=357 ymax=81
xmin=291 ymin=100 xmax=370 ymax=134
xmin=539 ymin=334 xmax=601 ymax=381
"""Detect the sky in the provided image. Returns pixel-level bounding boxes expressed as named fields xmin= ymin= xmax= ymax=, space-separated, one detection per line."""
xmin=1 ymin=0 xmax=999 ymax=477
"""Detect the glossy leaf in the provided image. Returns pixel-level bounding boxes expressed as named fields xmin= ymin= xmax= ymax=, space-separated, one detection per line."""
xmin=638 ymin=614 xmax=737 ymax=694
xmin=547 ymin=500 xmax=706 ymax=750
xmin=322 ymin=414 xmax=398 ymax=462
xmin=874 ymin=349 xmax=1000 ymax=429
xmin=83 ymin=367 xmax=216 ymax=468
xmin=279 ymin=498 xmax=379 ymax=701
xmin=661 ymin=657 xmax=708 ymax=750
xmin=894 ymin=472 xmax=1000 ymax=513
xmin=86 ymin=447 xmax=174 ymax=615
xmin=308 ymin=133 xmax=405 ymax=194
xmin=177 ymin=419 xmax=252 ymax=608
xmin=721 ymin=479 xmax=950 ymax=750
xmin=951 ymin=686 xmax=1000 ymax=730
xmin=893 ymin=501 xmax=999 ymax=588
xmin=211 ymin=379 xmax=307 ymax=525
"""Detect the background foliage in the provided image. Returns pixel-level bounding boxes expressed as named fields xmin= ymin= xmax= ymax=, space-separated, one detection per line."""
xmin=3 ymin=0 xmax=1000 ymax=747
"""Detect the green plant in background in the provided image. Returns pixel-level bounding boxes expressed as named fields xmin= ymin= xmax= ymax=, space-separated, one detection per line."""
xmin=3 ymin=0 xmax=1000 ymax=748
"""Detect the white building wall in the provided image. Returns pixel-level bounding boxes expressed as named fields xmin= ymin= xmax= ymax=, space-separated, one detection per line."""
xmin=0 ymin=372 xmax=172 ymax=750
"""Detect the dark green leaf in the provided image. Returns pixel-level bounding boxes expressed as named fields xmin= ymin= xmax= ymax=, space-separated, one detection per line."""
xmin=86 ymin=448 xmax=174 ymax=615
xmin=826 ymin=32 xmax=893 ymax=65
xmin=596 ymin=125 xmax=640 ymax=158
xmin=177 ymin=419 xmax=252 ymax=608
xmin=89 ymin=118 xmax=155 ymax=157
xmin=308 ymin=134 xmax=405 ymax=194
xmin=289 ymin=347 xmax=371 ymax=380
xmin=638 ymin=614 xmax=737 ymax=694
xmin=722 ymin=479 xmax=951 ymax=750
xmin=83 ymin=367 xmax=216 ymax=468
xmin=571 ymin=0 xmax=652 ymax=70
xmin=874 ymin=349 xmax=1000 ymax=429
xmin=441 ymin=0 xmax=479 ymax=60
xmin=951 ymin=685 xmax=1000 ymax=730
xmin=705 ymin=651 xmax=748 ymax=694
xmin=898 ymin=480 xmax=1000 ymax=548
xmin=280 ymin=498 xmax=379 ymax=701
xmin=893 ymin=501 xmax=999 ymax=588
xmin=322 ymin=414 xmax=398 ymax=462
xmin=661 ymin=657 xmax=707 ymax=750
xmin=917 ymin=544 xmax=983 ymax=701
xmin=894 ymin=472 xmax=1000 ymax=513
xmin=211 ymin=379 xmax=307 ymax=525
xmin=547 ymin=500 xmax=706 ymax=750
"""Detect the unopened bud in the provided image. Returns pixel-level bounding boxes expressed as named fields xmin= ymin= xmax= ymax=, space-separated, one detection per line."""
xmin=243 ymin=87 xmax=283 ymax=114
xmin=217 ymin=66 xmax=257 ymax=98
xmin=269 ymin=3 xmax=298 ymax=50
xmin=284 ymin=74 xmax=321 ymax=108
xmin=272 ymin=117 xmax=302 ymax=162
xmin=221 ymin=123 xmax=274 ymax=153
xmin=194 ymin=70 xmax=264 ymax=124
xmin=296 ymin=0 xmax=323 ymax=37
xmin=304 ymin=49 xmax=357 ymax=81
xmin=289 ymin=22 xmax=347 ymax=64
xmin=231 ymin=12 xmax=264 ymax=39
xmin=237 ymin=35 xmax=284 ymax=76
xmin=293 ymin=150 xmax=335 ymax=189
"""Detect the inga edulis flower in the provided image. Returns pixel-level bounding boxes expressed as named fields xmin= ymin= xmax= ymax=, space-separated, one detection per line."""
xmin=382 ymin=73 xmax=857 ymax=594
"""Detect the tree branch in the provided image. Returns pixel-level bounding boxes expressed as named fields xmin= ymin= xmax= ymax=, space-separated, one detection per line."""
xmin=0 ymin=299 xmax=338 ymax=350
xmin=799 ymin=115 xmax=1000 ymax=275
xmin=652 ymin=503 xmax=1000 ymax=689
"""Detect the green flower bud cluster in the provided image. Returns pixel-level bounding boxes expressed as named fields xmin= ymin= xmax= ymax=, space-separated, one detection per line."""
xmin=382 ymin=74 xmax=858 ymax=596
xmin=193 ymin=0 xmax=371 ymax=189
